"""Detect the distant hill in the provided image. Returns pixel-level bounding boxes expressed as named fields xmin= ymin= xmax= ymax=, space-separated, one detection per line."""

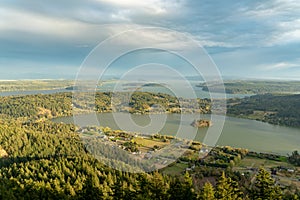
xmin=198 ymin=80 xmax=300 ymax=94
xmin=227 ymin=93 xmax=300 ymax=127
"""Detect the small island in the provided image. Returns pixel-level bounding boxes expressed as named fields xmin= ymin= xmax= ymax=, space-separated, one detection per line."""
xmin=191 ymin=119 xmax=212 ymax=128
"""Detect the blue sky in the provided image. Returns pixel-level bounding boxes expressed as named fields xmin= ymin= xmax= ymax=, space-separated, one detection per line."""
xmin=0 ymin=0 xmax=300 ymax=80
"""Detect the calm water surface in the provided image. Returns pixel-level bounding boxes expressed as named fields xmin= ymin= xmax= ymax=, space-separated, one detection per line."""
xmin=52 ymin=113 xmax=300 ymax=155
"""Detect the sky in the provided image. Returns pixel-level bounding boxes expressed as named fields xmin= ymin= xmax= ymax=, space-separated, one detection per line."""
xmin=0 ymin=0 xmax=300 ymax=80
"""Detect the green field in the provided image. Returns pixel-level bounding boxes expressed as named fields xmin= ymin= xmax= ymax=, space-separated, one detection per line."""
xmin=234 ymin=156 xmax=300 ymax=190
xmin=234 ymin=156 xmax=294 ymax=169
xmin=160 ymin=162 xmax=189 ymax=176
xmin=133 ymin=137 xmax=168 ymax=148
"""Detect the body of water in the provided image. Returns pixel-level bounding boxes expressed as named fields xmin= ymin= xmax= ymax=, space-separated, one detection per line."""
xmin=0 ymin=81 xmax=252 ymax=99
xmin=52 ymin=113 xmax=300 ymax=155
xmin=98 ymin=81 xmax=252 ymax=99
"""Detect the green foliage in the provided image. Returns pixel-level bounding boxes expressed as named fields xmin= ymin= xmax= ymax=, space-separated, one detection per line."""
xmin=288 ymin=150 xmax=300 ymax=166
xmin=201 ymin=146 xmax=248 ymax=168
xmin=168 ymin=172 xmax=197 ymax=200
xmin=103 ymin=91 xmax=211 ymax=114
xmin=0 ymin=93 xmax=72 ymax=119
xmin=251 ymin=167 xmax=283 ymax=200
xmin=228 ymin=94 xmax=300 ymax=127
xmin=247 ymin=151 xmax=286 ymax=162
xmin=123 ymin=141 xmax=139 ymax=152
xmin=200 ymin=80 xmax=300 ymax=94
xmin=0 ymin=91 xmax=211 ymax=121
xmin=215 ymin=171 xmax=243 ymax=200
xmin=200 ymin=182 xmax=215 ymax=200
xmin=0 ymin=119 xmax=197 ymax=199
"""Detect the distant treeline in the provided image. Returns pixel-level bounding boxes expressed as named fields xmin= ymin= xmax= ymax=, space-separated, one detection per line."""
xmin=199 ymin=81 xmax=300 ymax=94
xmin=0 ymin=80 xmax=74 ymax=91
xmin=0 ymin=92 xmax=211 ymax=121
xmin=227 ymin=93 xmax=300 ymax=127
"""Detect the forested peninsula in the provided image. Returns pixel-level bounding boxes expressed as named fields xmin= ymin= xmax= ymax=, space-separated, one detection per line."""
xmin=227 ymin=94 xmax=300 ymax=127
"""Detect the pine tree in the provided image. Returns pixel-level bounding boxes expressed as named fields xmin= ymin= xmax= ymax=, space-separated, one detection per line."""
xmin=200 ymin=182 xmax=215 ymax=200
xmin=182 ymin=171 xmax=196 ymax=200
xmin=112 ymin=180 xmax=123 ymax=199
xmin=78 ymin=175 xmax=104 ymax=199
xmin=149 ymin=171 xmax=169 ymax=200
xmin=168 ymin=177 xmax=184 ymax=200
xmin=251 ymin=167 xmax=282 ymax=200
xmin=168 ymin=172 xmax=196 ymax=200
xmin=215 ymin=171 xmax=243 ymax=200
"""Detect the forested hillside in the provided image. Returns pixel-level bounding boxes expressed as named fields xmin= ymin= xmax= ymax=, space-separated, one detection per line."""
xmin=2 ymin=119 xmax=296 ymax=199
xmin=0 ymin=92 xmax=211 ymax=121
xmin=200 ymin=81 xmax=300 ymax=94
xmin=0 ymin=92 xmax=299 ymax=199
xmin=228 ymin=94 xmax=300 ymax=127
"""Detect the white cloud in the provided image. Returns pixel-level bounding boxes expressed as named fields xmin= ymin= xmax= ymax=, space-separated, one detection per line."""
xmin=245 ymin=0 xmax=300 ymax=18
xmin=260 ymin=62 xmax=299 ymax=71
xmin=270 ymin=19 xmax=300 ymax=44
xmin=1 ymin=0 xmax=300 ymax=79
xmin=0 ymin=1 xmax=183 ymax=46
xmin=96 ymin=0 xmax=179 ymax=15
xmin=271 ymin=29 xmax=300 ymax=45
xmin=1 ymin=0 xmax=299 ymax=49
xmin=85 ymin=27 xmax=204 ymax=58
xmin=192 ymin=36 xmax=241 ymax=48
xmin=0 ymin=8 xmax=86 ymax=38
xmin=242 ymin=0 xmax=300 ymax=46
xmin=0 ymin=7 xmax=141 ymax=44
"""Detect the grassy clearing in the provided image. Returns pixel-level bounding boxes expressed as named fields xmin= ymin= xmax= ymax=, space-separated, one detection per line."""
xmin=161 ymin=162 xmax=189 ymax=176
xmin=233 ymin=156 xmax=300 ymax=190
xmin=235 ymin=156 xmax=294 ymax=169
xmin=138 ymin=146 xmax=152 ymax=153
xmin=133 ymin=137 xmax=168 ymax=148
